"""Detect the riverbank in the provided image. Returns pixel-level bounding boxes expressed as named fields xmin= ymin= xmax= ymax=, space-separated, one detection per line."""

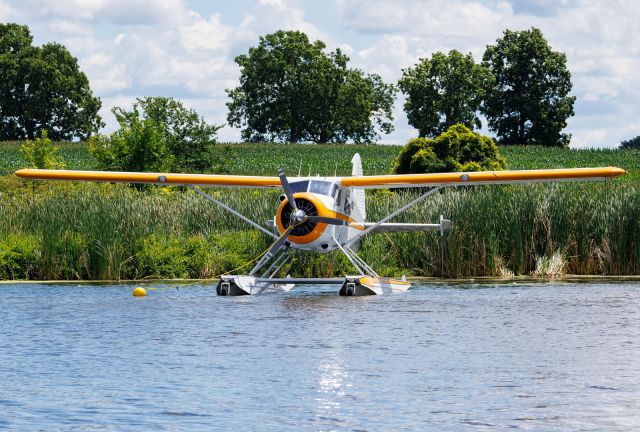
xmin=1 ymin=142 xmax=639 ymax=280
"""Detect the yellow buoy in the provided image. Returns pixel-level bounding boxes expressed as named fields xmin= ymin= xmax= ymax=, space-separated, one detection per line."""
xmin=132 ymin=287 xmax=147 ymax=297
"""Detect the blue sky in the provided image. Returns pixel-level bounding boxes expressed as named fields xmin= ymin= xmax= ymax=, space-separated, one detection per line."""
xmin=1 ymin=0 xmax=638 ymax=147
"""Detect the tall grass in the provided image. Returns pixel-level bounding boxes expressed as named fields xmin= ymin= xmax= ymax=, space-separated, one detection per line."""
xmin=2 ymin=140 xmax=639 ymax=279
xmin=1 ymin=180 xmax=638 ymax=279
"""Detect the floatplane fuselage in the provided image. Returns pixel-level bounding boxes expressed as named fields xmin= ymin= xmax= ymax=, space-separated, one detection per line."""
xmin=15 ymin=154 xmax=625 ymax=296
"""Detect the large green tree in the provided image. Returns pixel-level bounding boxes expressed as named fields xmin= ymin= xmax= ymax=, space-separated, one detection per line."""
xmin=398 ymin=50 xmax=491 ymax=138
xmin=482 ymin=28 xmax=575 ymax=147
xmin=227 ymin=30 xmax=396 ymax=143
xmin=0 ymin=23 xmax=103 ymax=140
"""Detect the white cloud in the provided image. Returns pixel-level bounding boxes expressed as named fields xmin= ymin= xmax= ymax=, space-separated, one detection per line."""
xmin=19 ymin=0 xmax=190 ymax=25
xmin=3 ymin=0 xmax=639 ymax=146
xmin=338 ymin=0 xmax=640 ymax=147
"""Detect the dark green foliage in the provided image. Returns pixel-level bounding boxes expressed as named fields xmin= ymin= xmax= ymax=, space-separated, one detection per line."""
xmin=0 ymin=23 xmax=103 ymax=140
xmin=482 ymin=28 xmax=575 ymax=147
xmin=620 ymin=136 xmax=640 ymax=149
xmin=89 ymin=97 xmax=220 ymax=172
xmin=398 ymin=50 xmax=491 ymax=137
xmin=394 ymin=124 xmax=506 ymax=174
xmin=227 ymin=30 xmax=395 ymax=143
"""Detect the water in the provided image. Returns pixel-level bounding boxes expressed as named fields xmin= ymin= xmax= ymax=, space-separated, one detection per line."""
xmin=1 ymin=281 xmax=639 ymax=431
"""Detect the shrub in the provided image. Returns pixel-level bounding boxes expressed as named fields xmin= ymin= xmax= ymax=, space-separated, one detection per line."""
xmin=89 ymin=116 xmax=173 ymax=172
xmin=0 ymin=234 xmax=40 ymax=279
xmin=90 ymin=97 xmax=221 ymax=173
xmin=393 ymin=124 xmax=506 ymax=174
xmin=20 ymin=130 xmax=65 ymax=169
xmin=135 ymin=234 xmax=191 ymax=279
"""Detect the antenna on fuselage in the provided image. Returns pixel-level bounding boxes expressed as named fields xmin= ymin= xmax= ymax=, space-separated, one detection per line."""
xmin=297 ymin=160 xmax=302 ymax=178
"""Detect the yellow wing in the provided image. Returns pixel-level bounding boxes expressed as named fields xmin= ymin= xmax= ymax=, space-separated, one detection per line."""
xmin=15 ymin=166 xmax=625 ymax=189
xmin=339 ymin=167 xmax=626 ymax=189
xmin=14 ymin=169 xmax=282 ymax=188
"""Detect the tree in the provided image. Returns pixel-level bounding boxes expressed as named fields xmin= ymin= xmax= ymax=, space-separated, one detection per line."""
xmin=227 ymin=30 xmax=395 ymax=143
xmin=0 ymin=23 xmax=103 ymax=140
xmin=620 ymin=135 xmax=640 ymax=149
xmin=481 ymin=28 xmax=575 ymax=147
xmin=89 ymin=97 xmax=220 ymax=172
xmin=398 ymin=50 xmax=491 ymax=138
xmin=393 ymin=124 xmax=506 ymax=174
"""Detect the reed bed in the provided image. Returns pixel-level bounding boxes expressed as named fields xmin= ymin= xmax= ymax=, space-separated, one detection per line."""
xmin=1 ymin=180 xmax=638 ymax=279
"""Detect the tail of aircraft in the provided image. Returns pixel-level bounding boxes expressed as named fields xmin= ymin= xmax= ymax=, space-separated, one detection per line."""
xmin=351 ymin=153 xmax=366 ymax=222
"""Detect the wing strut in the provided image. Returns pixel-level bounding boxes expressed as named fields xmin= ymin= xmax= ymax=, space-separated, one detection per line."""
xmin=188 ymin=185 xmax=278 ymax=239
xmin=343 ymin=186 xmax=445 ymax=249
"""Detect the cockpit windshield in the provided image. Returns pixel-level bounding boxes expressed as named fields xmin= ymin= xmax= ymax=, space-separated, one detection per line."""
xmin=289 ymin=180 xmax=309 ymax=194
xmin=309 ymin=180 xmax=338 ymax=197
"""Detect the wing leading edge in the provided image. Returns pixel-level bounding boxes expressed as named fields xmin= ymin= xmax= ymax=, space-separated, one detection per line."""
xmin=14 ymin=169 xmax=282 ymax=188
xmin=339 ymin=167 xmax=625 ymax=189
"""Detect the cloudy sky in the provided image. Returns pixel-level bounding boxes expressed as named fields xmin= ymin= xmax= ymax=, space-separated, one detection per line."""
xmin=1 ymin=0 xmax=638 ymax=147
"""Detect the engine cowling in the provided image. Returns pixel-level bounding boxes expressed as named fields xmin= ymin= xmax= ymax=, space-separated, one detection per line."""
xmin=275 ymin=193 xmax=331 ymax=245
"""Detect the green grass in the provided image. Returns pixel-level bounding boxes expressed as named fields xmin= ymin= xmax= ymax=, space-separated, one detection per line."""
xmin=1 ymin=140 xmax=639 ymax=280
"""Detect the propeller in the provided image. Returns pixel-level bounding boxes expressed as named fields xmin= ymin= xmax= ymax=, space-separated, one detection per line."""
xmin=278 ymin=168 xmax=298 ymax=213
xmin=306 ymin=215 xmax=352 ymax=227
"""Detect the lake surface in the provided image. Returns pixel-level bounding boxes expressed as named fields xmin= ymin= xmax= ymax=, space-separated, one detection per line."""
xmin=1 ymin=281 xmax=639 ymax=431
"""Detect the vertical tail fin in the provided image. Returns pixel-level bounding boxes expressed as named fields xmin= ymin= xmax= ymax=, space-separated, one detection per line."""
xmin=351 ymin=153 xmax=366 ymax=221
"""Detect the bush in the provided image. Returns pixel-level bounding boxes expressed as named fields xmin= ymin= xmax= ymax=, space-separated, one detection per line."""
xmin=0 ymin=234 xmax=40 ymax=279
xmin=135 ymin=234 xmax=193 ymax=279
xmin=20 ymin=130 xmax=65 ymax=169
xmin=393 ymin=124 xmax=506 ymax=174
xmin=620 ymin=136 xmax=640 ymax=149
xmin=89 ymin=116 xmax=172 ymax=172
xmin=90 ymin=97 xmax=221 ymax=173
xmin=133 ymin=231 xmax=267 ymax=279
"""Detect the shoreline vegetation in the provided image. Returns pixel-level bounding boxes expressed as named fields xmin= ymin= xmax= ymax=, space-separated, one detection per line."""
xmin=1 ymin=141 xmax=639 ymax=281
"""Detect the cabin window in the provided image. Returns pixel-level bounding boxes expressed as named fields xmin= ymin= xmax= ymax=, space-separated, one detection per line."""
xmin=289 ymin=180 xmax=309 ymax=194
xmin=309 ymin=180 xmax=338 ymax=197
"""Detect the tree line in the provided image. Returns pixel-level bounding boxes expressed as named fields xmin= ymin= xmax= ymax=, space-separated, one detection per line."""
xmin=1 ymin=22 xmax=633 ymax=156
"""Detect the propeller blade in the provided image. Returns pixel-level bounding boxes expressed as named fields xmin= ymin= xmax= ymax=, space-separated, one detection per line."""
xmin=278 ymin=168 xmax=298 ymax=212
xmin=306 ymin=215 xmax=351 ymax=226
xmin=266 ymin=226 xmax=293 ymax=258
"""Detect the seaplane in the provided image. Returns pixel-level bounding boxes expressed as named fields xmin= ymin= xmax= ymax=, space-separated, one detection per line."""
xmin=16 ymin=155 xmax=624 ymax=296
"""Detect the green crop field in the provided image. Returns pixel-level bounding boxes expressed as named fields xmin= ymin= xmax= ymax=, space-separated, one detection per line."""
xmin=2 ymin=140 xmax=639 ymax=178
xmin=1 ymin=141 xmax=639 ymax=281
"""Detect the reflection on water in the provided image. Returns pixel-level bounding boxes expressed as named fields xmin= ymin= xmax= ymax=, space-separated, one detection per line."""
xmin=315 ymin=355 xmax=348 ymax=425
xmin=0 ymin=281 xmax=639 ymax=430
